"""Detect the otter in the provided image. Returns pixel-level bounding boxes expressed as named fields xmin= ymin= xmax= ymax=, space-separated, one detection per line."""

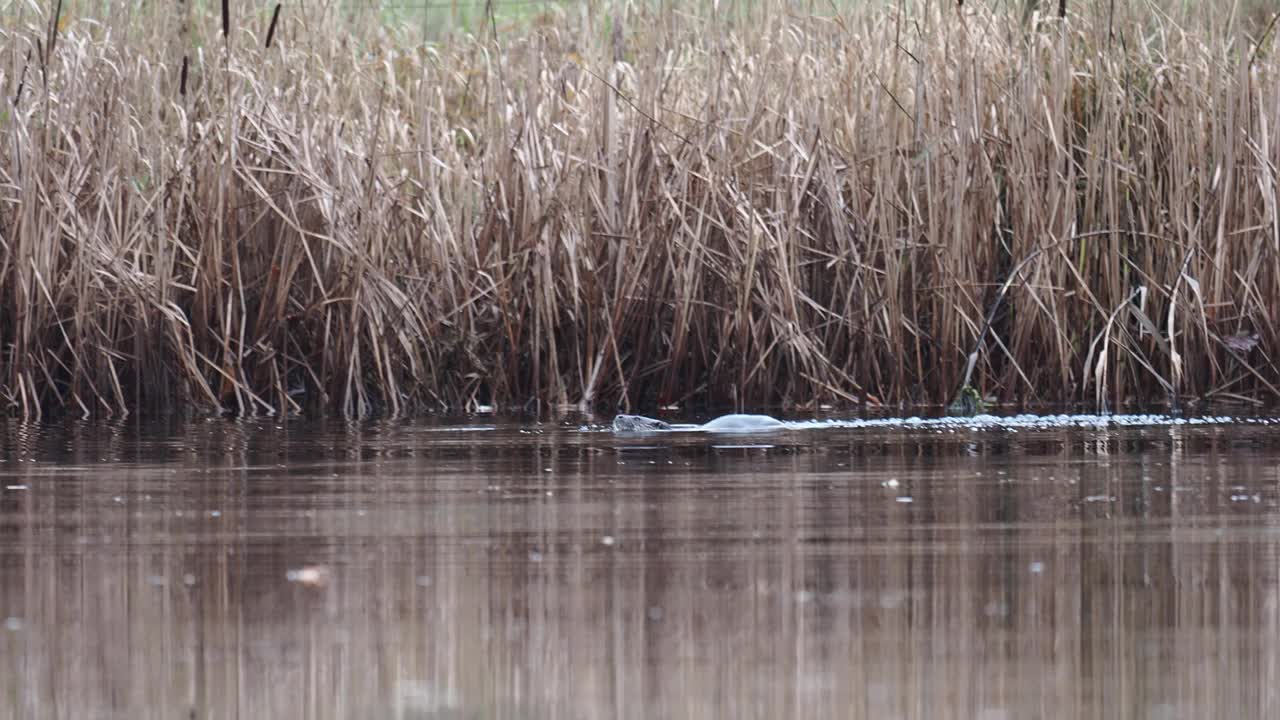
xmin=611 ymin=415 xmax=674 ymax=433
xmin=611 ymin=413 xmax=787 ymax=434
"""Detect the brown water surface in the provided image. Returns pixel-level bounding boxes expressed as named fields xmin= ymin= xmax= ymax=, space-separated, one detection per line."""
xmin=2 ymin=415 xmax=1279 ymax=719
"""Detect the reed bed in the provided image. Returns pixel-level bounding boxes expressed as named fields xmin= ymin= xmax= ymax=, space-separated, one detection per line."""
xmin=2 ymin=0 xmax=1279 ymax=417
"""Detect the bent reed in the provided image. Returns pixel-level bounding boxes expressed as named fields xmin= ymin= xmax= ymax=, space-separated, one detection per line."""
xmin=2 ymin=0 xmax=1279 ymax=417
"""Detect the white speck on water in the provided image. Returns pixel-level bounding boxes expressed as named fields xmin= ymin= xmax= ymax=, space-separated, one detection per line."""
xmin=545 ymin=490 xmax=554 ymax=497
xmin=1029 ymin=561 xmax=1045 ymax=574
xmin=895 ymin=496 xmax=914 ymax=504
xmin=175 ymin=511 xmax=183 ymax=517
xmin=1083 ymin=495 xmax=1114 ymax=503
xmin=112 ymin=496 xmax=124 ymax=504
xmin=544 ymin=467 xmax=553 ymax=473
xmin=4 ymin=485 xmax=27 ymax=491
xmin=286 ymin=566 xmax=330 ymax=587
xmin=528 ymin=551 xmax=544 ymax=563
xmin=601 ymin=535 xmax=616 ymax=546
xmin=209 ymin=510 xmax=221 ymax=518
xmin=882 ymin=478 xmax=900 ymax=488
xmin=4 ymin=617 xmax=22 ymax=632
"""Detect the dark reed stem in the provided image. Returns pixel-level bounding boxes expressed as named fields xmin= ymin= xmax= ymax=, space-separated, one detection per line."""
xmin=265 ymin=4 xmax=281 ymax=49
xmin=12 ymin=48 xmax=31 ymax=106
xmin=46 ymin=0 xmax=63 ymax=64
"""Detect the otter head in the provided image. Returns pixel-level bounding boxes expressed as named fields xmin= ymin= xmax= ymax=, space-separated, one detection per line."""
xmin=611 ymin=415 xmax=673 ymax=433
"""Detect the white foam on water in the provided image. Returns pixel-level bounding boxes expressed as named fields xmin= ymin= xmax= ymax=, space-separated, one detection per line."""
xmin=777 ymin=412 xmax=1261 ymax=432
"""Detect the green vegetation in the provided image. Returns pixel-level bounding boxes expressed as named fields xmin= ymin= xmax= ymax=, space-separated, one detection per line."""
xmin=2 ymin=0 xmax=1279 ymax=417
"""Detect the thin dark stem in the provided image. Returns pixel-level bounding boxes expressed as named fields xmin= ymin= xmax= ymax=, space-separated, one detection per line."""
xmin=265 ymin=4 xmax=281 ymax=49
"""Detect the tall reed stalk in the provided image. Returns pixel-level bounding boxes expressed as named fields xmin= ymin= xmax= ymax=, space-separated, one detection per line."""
xmin=1 ymin=0 xmax=1279 ymax=417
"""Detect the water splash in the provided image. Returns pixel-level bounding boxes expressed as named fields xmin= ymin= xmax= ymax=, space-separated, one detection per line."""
xmin=599 ymin=412 xmax=1267 ymax=433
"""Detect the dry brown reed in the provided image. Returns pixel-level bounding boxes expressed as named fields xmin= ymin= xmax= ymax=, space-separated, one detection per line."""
xmin=2 ymin=0 xmax=1280 ymax=417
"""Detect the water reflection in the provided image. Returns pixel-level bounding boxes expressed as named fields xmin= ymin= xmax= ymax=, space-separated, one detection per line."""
xmin=1 ymin=417 xmax=1279 ymax=718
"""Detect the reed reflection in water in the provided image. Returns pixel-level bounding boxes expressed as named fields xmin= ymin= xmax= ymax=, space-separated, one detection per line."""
xmin=1 ymin=417 xmax=1279 ymax=719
